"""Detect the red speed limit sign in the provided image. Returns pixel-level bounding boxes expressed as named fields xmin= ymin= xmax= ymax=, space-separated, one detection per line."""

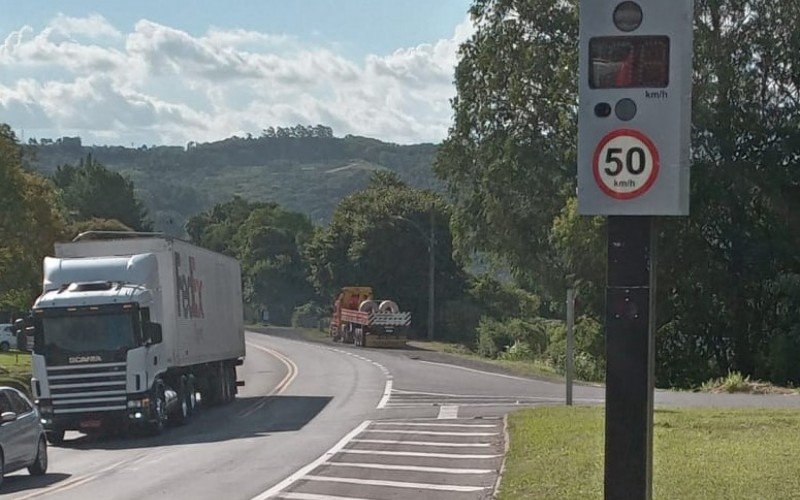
xmin=592 ymin=129 xmax=660 ymax=200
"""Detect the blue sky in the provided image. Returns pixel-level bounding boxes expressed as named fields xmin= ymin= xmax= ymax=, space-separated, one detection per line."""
xmin=0 ymin=1 xmax=474 ymax=145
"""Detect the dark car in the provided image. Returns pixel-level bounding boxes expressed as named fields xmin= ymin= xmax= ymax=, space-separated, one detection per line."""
xmin=0 ymin=387 xmax=48 ymax=487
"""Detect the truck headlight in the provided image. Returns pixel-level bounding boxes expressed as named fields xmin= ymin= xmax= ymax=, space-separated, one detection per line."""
xmin=37 ymin=400 xmax=53 ymax=415
xmin=127 ymin=397 xmax=150 ymax=408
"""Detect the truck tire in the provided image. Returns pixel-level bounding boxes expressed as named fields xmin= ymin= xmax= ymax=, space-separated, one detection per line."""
xmin=45 ymin=429 xmax=65 ymax=445
xmin=227 ymin=364 xmax=237 ymax=402
xmin=28 ymin=437 xmax=48 ymax=476
xmin=148 ymin=386 xmax=167 ymax=435
xmin=172 ymin=376 xmax=191 ymax=425
xmin=186 ymin=375 xmax=197 ymax=414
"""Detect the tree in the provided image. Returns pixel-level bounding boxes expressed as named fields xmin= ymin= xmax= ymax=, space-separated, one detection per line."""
xmin=53 ymin=155 xmax=152 ymax=231
xmin=436 ymin=0 xmax=800 ymax=386
xmin=187 ymin=197 xmax=316 ymax=325
xmin=0 ymin=124 xmax=65 ymax=310
xmin=306 ymin=171 xmax=468 ymax=339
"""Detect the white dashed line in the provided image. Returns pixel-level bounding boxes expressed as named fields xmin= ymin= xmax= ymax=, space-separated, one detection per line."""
xmin=278 ymin=493 xmax=373 ymax=500
xmin=437 ymin=405 xmax=459 ymax=419
xmin=376 ymin=379 xmax=393 ymax=409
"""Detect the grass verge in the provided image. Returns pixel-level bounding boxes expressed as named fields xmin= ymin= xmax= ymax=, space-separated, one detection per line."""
xmin=0 ymin=351 xmax=32 ymax=395
xmin=498 ymin=406 xmax=800 ymax=499
xmin=408 ymin=340 xmax=563 ymax=382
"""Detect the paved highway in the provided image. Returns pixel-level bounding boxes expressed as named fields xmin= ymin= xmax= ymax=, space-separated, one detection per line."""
xmin=5 ymin=328 xmax=799 ymax=499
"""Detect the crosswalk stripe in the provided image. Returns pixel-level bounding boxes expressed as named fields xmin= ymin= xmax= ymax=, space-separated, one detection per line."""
xmin=363 ymin=429 xmax=498 ymax=436
xmin=303 ymin=475 xmax=489 ymax=492
xmin=338 ymin=449 xmax=501 ymax=459
xmin=324 ymin=462 xmax=494 ymax=474
xmin=351 ymin=439 xmax=492 ymax=447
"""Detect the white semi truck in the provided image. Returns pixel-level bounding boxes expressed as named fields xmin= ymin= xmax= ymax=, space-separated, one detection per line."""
xmin=28 ymin=235 xmax=245 ymax=442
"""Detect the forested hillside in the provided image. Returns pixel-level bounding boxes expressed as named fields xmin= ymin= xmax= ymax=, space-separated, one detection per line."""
xmin=23 ymin=126 xmax=439 ymax=235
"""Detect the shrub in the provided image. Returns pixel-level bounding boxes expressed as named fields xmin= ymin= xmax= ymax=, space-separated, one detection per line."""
xmin=476 ymin=316 xmax=551 ymax=359
xmin=291 ymin=302 xmax=327 ymax=328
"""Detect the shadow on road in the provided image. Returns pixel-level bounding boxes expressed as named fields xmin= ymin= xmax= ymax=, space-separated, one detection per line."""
xmin=2 ymin=473 xmax=72 ymax=494
xmin=50 ymin=395 xmax=332 ymax=451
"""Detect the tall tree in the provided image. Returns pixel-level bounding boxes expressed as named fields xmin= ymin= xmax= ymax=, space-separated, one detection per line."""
xmin=53 ymin=155 xmax=152 ymax=231
xmin=187 ymin=197 xmax=316 ymax=325
xmin=306 ymin=171 xmax=467 ymax=339
xmin=0 ymin=125 xmax=65 ymax=310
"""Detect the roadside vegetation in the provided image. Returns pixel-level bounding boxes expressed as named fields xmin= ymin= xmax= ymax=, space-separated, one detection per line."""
xmin=0 ymin=351 xmax=32 ymax=395
xmin=498 ymin=406 xmax=800 ymax=499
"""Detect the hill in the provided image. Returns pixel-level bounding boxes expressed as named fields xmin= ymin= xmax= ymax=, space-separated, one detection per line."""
xmin=24 ymin=129 xmax=440 ymax=235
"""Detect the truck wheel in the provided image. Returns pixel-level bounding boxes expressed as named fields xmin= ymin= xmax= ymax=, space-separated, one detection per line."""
xmin=45 ymin=430 xmax=65 ymax=445
xmin=227 ymin=364 xmax=237 ymax=402
xmin=186 ymin=375 xmax=197 ymax=413
xmin=221 ymin=363 xmax=233 ymax=403
xmin=149 ymin=389 xmax=167 ymax=435
xmin=172 ymin=377 xmax=190 ymax=425
xmin=28 ymin=437 xmax=48 ymax=476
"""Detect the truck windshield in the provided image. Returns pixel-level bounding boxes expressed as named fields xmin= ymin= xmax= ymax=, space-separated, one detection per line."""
xmin=41 ymin=313 xmax=138 ymax=356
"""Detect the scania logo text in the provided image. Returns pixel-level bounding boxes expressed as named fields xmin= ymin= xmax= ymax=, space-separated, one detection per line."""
xmin=69 ymin=355 xmax=102 ymax=364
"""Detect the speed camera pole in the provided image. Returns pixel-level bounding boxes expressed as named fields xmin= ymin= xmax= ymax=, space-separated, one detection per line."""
xmin=577 ymin=1 xmax=693 ymax=499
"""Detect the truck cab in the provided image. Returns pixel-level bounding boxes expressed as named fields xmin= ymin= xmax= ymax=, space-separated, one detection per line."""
xmin=31 ymin=254 xmax=167 ymax=441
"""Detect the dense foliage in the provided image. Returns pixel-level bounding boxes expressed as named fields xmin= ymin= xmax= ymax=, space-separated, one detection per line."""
xmin=306 ymin=172 xmax=467 ymax=339
xmin=0 ymin=126 xmax=65 ymax=311
xmin=187 ymin=197 xmax=316 ymax=325
xmin=436 ymin=0 xmax=800 ymax=387
xmin=54 ymin=155 xmax=152 ymax=232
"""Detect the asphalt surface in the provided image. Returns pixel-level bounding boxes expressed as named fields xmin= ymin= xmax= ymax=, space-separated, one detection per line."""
xmin=5 ymin=328 xmax=799 ymax=499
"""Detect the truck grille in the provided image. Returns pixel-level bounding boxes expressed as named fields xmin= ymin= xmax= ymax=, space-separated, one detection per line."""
xmin=47 ymin=362 xmax=127 ymax=414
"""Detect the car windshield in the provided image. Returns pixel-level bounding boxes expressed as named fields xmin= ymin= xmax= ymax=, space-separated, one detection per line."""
xmin=41 ymin=313 xmax=137 ymax=355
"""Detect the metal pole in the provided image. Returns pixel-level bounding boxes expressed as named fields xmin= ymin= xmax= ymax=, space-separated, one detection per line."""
xmin=427 ymin=207 xmax=435 ymax=341
xmin=566 ymin=288 xmax=575 ymax=406
xmin=604 ymin=216 xmax=654 ymax=500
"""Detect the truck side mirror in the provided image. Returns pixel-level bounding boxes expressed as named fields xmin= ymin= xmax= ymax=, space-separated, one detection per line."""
xmin=145 ymin=322 xmax=163 ymax=345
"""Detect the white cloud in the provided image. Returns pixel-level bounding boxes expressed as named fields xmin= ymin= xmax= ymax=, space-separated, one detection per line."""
xmin=0 ymin=14 xmax=476 ymax=145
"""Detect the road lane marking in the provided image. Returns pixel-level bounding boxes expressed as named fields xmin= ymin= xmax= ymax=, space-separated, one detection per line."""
xmin=337 ymin=450 xmax=501 ymax=459
xmin=362 ymin=429 xmax=498 ymax=436
xmin=326 ymin=462 xmax=494 ymax=474
xmin=437 ymin=405 xmax=458 ymax=419
xmin=351 ymin=439 xmax=492 ymax=447
xmin=239 ymin=342 xmax=299 ymax=418
xmin=278 ymin=493 xmax=373 ymax=500
xmin=372 ymin=421 xmax=498 ymax=428
xmin=250 ymin=420 xmax=372 ymax=500
xmin=376 ymin=379 xmax=392 ymax=409
xmin=302 ymin=475 xmax=489 ymax=492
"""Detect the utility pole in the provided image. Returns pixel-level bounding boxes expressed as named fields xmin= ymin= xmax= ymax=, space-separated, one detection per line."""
xmin=566 ymin=288 xmax=576 ymax=406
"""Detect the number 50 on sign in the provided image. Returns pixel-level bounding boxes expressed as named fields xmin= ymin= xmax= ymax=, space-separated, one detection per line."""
xmin=592 ymin=129 xmax=660 ymax=201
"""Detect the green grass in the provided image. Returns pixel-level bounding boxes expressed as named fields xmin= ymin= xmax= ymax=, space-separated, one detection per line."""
xmin=0 ymin=351 xmax=32 ymax=395
xmin=499 ymin=406 xmax=800 ymax=499
xmin=408 ymin=340 xmax=562 ymax=381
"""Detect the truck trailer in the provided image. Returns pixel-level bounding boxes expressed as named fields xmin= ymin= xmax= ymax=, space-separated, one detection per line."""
xmin=330 ymin=287 xmax=410 ymax=348
xmin=29 ymin=235 xmax=245 ymax=442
